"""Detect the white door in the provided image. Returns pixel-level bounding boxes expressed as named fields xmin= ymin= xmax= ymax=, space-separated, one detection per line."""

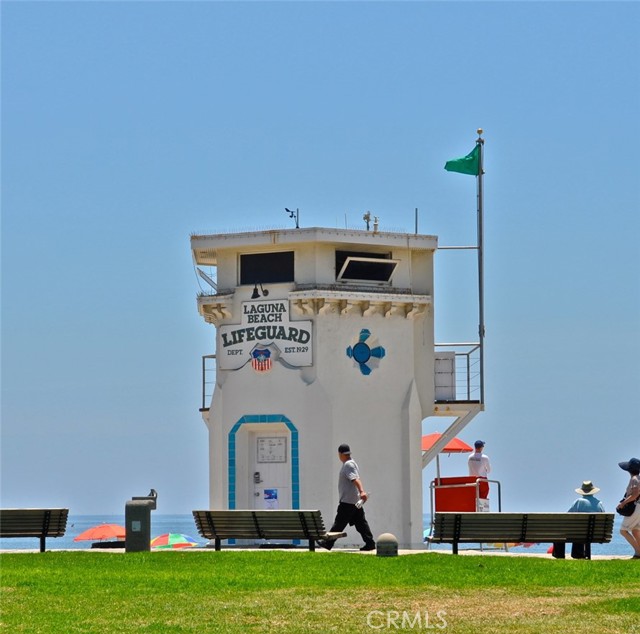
xmin=435 ymin=352 xmax=456 ymax=401
xmin=249 ymin=431 xmax=291 ymax=510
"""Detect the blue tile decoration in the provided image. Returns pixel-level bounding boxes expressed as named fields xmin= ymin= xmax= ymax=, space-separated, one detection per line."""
xmin=346 ymin=328 xmax=386 ymax=375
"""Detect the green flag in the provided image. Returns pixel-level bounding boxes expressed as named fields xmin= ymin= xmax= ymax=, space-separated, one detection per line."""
xmin=444 ymin=144 xmax=480 ymax=176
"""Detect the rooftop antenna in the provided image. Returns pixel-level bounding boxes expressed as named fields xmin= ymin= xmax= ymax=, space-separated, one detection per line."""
xmin=363 ymin=211 xmax=371 ymax=231
xmin=285 ymin=208 xmax=299 ymax=228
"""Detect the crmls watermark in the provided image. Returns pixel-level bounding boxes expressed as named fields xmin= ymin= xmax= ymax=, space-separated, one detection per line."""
xmin=366 ymin=610 xmax=448 ymax=630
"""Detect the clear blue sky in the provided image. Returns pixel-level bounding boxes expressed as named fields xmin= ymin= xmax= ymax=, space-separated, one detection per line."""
xmin=2 ymin=1 xmax=638 ymax=517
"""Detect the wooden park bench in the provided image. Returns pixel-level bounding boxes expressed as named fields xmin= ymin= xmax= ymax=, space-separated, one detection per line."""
xmin=430 ymin=512 xmax=614 ymax=558
xmin=192 ymin=509 xmax=346 ymax=551
xmin=0 ymin=509 xmax=69 ymax=552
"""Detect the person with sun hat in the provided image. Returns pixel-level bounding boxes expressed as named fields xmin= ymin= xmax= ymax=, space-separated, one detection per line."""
xmin=552 ymin=480 xmax=605 ymax=559
xmin=617 ymin=457 xmax=640 ymax=559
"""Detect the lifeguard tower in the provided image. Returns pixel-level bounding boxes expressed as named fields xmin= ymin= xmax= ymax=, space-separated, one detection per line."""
xmin=191 ymin=225 xmax=483 ymax=547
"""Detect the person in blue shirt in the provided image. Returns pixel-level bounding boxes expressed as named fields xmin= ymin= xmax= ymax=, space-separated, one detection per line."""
xmin=552 ymin=481 xmax=605 ymax=559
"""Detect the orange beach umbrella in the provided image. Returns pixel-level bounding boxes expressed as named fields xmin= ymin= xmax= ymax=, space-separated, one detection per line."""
xmin=421 ymin=433 xmax=473 ymax=453
xmin=73 ymin=523 xmax=126 ymax=542
xmin=421 ymin=433 xmax=473 ymax=480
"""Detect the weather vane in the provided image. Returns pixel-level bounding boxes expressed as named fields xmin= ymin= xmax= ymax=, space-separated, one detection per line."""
xmin=285 ymin=208 xmax=299 ymax=228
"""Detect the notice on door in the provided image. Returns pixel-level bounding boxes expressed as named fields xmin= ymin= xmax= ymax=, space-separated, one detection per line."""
xmin=257 ymin=437 xmax=287 ymax=463
xmin=264 ymin=489 xmax=278 ymax=510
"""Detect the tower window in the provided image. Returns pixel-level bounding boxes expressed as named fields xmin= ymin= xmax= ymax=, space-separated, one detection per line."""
xmin=240 ymin=251 xmax=295 ymax=285
xmin=336 ymin=250 xmax=398 ymax=283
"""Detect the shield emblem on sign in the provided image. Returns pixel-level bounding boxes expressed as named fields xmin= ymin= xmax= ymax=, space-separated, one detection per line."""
xmin=251 ymin=348 xmax=272 ymax=373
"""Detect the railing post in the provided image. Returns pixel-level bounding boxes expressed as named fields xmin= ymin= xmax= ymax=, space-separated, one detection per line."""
xmin=201 ymin=355 xmax=206 ymax=411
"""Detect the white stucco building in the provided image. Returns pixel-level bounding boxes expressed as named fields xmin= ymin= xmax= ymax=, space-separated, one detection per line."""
xmin=191 ymin=226 xmax=482 ymax=547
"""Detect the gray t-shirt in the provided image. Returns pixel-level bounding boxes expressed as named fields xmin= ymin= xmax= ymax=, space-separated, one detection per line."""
xmin=339 ymin=459 xmax=360 ymax=504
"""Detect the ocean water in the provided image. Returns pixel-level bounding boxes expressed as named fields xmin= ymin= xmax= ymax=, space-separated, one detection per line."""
xmin=0 ymin=514 xmax=198 ymax=551
xmin=0 ymin=514 xmax=633 ymax=555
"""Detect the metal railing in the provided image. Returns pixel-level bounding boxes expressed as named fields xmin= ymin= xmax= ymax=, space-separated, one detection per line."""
xmin=434 ymin=343 xmax=482 ymax=403
xmin=428 ymin=477 xmax=502 ymax=517
xmin=425 ymin=478 xmax=503 ymax=550
xmin=200 ymin=354 xmax=216 ymax=411
xmin=201 ymin=343 xmax=479 ymax=410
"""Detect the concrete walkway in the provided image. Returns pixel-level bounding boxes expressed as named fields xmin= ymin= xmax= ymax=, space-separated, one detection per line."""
xmin=1 ymin=546 xmax=634 ymax=559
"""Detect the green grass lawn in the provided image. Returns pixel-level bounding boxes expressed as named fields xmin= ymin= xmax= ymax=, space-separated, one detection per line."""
xmin=1 ymin=551 xmax=638 ymax=633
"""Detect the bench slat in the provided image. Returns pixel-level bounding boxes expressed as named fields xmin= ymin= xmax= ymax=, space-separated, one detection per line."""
xmin=192 ymin=510 xmax=338 ymax=551
xmin=430 ymin=512 xmax=614 ymax=556
xmin=0 ymin=509 xmax=69 ymax=552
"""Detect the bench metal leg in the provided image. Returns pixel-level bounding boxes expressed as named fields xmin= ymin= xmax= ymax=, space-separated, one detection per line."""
xmin=215 ymin=538 xmax=221 ymax=551
xmin=40 ymin=535 xmax=46 ymax=553
xmin=452 ymin=541 xmax=459 ymax=555
xmin=309 ymin=539 xmax=315 ymax=552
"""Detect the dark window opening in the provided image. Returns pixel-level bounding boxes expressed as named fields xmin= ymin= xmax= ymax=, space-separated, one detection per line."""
xmin=335 ymin=250 xmax=398 ymax=283
xmin=240 ymin=251 xmax=295 ymax=285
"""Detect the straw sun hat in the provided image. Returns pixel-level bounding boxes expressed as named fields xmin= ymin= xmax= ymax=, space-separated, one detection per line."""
xmin=575 ymin=481 xmax=600 ymax=496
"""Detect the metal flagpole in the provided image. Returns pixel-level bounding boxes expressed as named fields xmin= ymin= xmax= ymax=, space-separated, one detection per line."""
xmin=476 ymin=129 xmax=485 ymax=405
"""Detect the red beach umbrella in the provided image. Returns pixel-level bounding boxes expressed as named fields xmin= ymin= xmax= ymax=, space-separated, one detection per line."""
xmin=421 ymin=433 xmax=474 ymax=479
xmin=74 ymin=523 xmax=126 ymax=542
xmin=421 ymin=433 xmax=473 ymax=453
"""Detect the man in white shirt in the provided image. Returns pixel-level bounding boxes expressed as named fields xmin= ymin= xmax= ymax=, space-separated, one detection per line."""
xmin=468 ymin=440 xmax=491 ymax=478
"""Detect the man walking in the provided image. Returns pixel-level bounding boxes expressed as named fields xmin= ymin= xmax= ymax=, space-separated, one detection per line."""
xmin=319 ymin=444 xmax=376 ymax=551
